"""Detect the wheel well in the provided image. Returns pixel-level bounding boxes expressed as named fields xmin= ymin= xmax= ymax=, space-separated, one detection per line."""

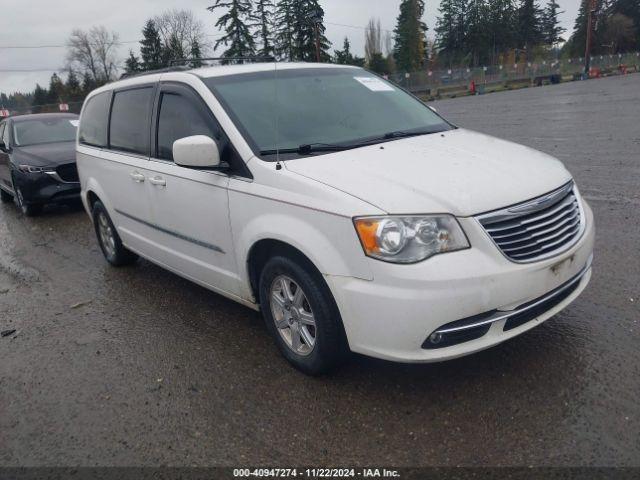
xmin=247 ymin=239 xmax=322 ymax=302
xmin=87 ymin=191 xmax=99 ymax=210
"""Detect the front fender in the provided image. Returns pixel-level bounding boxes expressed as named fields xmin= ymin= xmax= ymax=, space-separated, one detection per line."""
xmin=230 ymin=193 xmax=374 ymax=300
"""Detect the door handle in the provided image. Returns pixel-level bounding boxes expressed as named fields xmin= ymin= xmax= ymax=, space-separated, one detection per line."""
xmin=149 ymin=176 xmax=166 ymax=187
xmin=130 ymin=171 xmax=145 ymax=183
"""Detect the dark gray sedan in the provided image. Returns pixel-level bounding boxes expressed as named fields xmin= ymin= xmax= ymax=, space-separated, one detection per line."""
xmin=0 ymin=113 xmax=80 ymax=216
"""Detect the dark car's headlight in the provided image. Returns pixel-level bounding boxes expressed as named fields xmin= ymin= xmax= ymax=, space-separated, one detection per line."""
xmin=354 ymin=215 xmax=470 ymax=263
xmin=17 ymin=165 xmax=56 ymax=174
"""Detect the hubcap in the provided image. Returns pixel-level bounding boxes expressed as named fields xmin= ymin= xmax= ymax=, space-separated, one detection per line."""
xmin=97 ymin=212 xmax=116 ymax=258
xmin=270 ymin=275 xmax=316 ymax=356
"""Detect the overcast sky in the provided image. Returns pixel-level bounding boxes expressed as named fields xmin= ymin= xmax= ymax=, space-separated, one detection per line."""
xmin=0 ymin=0 xmax=579 ymax=94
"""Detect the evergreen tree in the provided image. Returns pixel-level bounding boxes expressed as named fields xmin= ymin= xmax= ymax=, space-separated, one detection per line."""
xmin=254 ymin=0 xmax=276 ymax=58
xmin=47 ymin=73 xmax=64 ymax=104
xmin=65 ymin=69 xmax=82 ymax=102
xmin=394 ymin=0 xmax=429 ymax=72
xmin=517 ymin=0 xmax=544 ymax=59
xmin=486 ymin=0 xmax=517 ymax=63
xmin=32 ymin=84 xmax=49 ymax=107
xmin=465 ymin=0 xmax=490 ymax=65
xmin=334 ymin=37 xmax=352 ymax=64
xmin=563 ymin=0 xmax=593 ymax=57
xmin=164 ymin=33 xmax=186 ymax=64
xmin=368 ymin=52 xmax=392 ymax=74
xmin=435 ymin=0 xmax=467 ymax=66
xmin=542 ymin=0 xmax=565 ymax=45
xmin=291 ymin=0 xmax=332 ymax=62
xmin=274 ymin=0 xmax=295 ymax=60
xmin=208 ymin=0 xmax=256 ymax=61
xmin=125 ymin=50 xmax=142 ymax=74
xmin=140 ymin=19 xmax=164 ymax=70
xmin=609 ymin=0 xmax=640 ymax=49
xmin=334 ymin=37 xmax=366 ymax=66
xmin=190 ymin=39 xmax=204 ymax=68
xmin=273 ymin=1 xmax=331 ymax=61
xmin=82 ymin=71 xmax=97 ymax=95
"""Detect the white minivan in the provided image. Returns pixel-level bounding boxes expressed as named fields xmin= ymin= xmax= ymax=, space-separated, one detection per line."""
xmin=77 ymin=63 xmax=594 ymax=375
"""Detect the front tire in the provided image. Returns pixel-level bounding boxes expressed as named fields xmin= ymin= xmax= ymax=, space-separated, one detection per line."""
xmin=92 ymin=200 xmax=138 ymax=267
xmin=14 ymin=185 xmax=43 ymax=216
xmin=0 ymin=188 xmax=12 ymax=204
xmin=259 ymin=255 xmax=349 ymax=375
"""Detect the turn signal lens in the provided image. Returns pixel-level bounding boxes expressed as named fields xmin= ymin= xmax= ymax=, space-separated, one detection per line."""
xmin=354 ymin=215 xmax=469 ymax=263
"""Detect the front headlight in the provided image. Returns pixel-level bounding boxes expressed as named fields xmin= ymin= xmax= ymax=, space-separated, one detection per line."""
xmin=354 ymin=215 xmax=470 ymax=263
xmin=18 ymin=165 xmax=56 ymax=174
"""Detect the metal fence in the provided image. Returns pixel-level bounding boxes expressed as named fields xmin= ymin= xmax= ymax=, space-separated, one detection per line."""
xmin=389 ymin=52 xmax=640 ymax=96
xmin=2 ymin=52 xmax=640 ymax=116
xmin=0 ymin=101 xmax=84 ymax=118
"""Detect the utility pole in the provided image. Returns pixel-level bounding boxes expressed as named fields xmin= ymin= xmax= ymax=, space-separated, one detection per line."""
xmin=584 ymin=0 xmax=597 ymax=76
xmin=309 ymin=9 xmax=322 ymax=63
xmin=314 ymin=22 xmax=321 ymax=63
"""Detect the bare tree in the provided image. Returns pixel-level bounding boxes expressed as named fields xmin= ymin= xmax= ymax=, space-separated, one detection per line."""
xmin=66 ymin=26 xmax=120 ymax=83
xmin=383 ymin=31 xmax=394 ymax=57
xmin=153 ymin=9 xmax=209 ymax=58
xmin=365 ymin=18 xmax=383 ymax=62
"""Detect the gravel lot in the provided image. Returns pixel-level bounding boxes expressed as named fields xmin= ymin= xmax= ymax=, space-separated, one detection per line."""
xmin=1 ymin=73 xmax=639 ymax=467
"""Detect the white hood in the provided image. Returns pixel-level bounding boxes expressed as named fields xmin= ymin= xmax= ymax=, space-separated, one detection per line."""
xmin=284 ymin=129 xmax=573 ymax=216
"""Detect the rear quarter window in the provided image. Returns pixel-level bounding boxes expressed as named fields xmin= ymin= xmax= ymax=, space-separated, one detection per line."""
xmin=109 ymin=87 xmax=153 ymax=156
xmin=79 ymin=92 xmax=110 ymax=148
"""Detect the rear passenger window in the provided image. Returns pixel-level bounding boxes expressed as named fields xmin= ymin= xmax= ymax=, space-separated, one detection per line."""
xmin=109 ymin=87 xmax=153 ymax=156
xmin=156 ymin=93 xmax=217 ymax=161
xmin=79 ymin=92 xmax=110 ymax=147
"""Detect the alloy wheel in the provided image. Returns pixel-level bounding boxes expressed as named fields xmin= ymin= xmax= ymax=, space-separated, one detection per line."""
xmin=269 ymin=275 xmax=317 ymax=356
xmin=15 ymin=186 xmax=26 ymax=212
xmin=97 ymin=212 xmax=117 ymax=258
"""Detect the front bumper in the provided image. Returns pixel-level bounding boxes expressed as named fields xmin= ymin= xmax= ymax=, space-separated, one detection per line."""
xmin=326 ymin=201 xmax=595 ymax=363
xmin=13 ymin=170 xmax=80 ymax=205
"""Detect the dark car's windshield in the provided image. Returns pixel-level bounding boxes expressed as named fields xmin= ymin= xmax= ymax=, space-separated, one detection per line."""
xmin=204 ymin=68 xmax=452 ymax=159
xmin=13 ymin=117 xmax=78 ymax=147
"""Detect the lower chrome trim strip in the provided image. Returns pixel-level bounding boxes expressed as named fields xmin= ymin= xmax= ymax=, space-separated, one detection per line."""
xmin=114 ymin=209 xmax=225 ymax=254
xmin=436 ymin=255 xmax=592 ymax=334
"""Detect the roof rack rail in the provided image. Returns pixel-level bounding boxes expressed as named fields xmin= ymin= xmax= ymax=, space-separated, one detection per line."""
xmin=119 ymin=57 xmax=277 ymax=80
xmin=120 ymin=65 xmax=192 ymax=80
xmin=168 ymin=56 xmax=276 ymax=66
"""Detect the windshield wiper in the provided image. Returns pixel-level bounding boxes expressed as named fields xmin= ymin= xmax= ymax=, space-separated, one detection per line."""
xmin=260 ymin=143 xmax=353 ymax=156
xmin=259 ymin=129 xmax=440 ymax=157
xmin=382 ymin=129 xmax=438 ymax=140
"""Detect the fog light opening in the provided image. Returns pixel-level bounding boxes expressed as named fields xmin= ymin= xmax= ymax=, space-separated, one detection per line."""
xmin=428 ymin=332 xmax=443 ymax=344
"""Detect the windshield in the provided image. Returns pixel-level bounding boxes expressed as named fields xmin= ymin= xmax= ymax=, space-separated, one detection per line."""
xmin=13 ymin=117 xmax=78 ymax=147
xmin=204 ymin=68 xmax=452 ymax=159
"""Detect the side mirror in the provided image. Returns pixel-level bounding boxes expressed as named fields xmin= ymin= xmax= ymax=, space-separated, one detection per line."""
xmin=173 ymin=135 xmax=221 ymax=169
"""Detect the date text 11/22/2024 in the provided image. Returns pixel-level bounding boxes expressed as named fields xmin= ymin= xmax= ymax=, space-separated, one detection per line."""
xmin=233 ymin=468 xmax=400 ymax=478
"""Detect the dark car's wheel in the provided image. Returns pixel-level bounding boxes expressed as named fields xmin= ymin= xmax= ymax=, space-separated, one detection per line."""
xmin=13 ymin=182 xmax=43 ymax=217
xmin=92 ymin=200 xmax=138 ymax=267
xmin=0 ymin=188 xmax=13 ymax=204
xmin=259 ymin=254 xmax=349 ymax=375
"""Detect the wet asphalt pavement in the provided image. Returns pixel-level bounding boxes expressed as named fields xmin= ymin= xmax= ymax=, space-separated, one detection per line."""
xmin=1 ymin=74 xmax=639 ymax=467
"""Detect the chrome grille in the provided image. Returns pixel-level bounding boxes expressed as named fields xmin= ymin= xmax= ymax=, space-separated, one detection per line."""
xmin=477 ymin=182 xmax=584 ymax=263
